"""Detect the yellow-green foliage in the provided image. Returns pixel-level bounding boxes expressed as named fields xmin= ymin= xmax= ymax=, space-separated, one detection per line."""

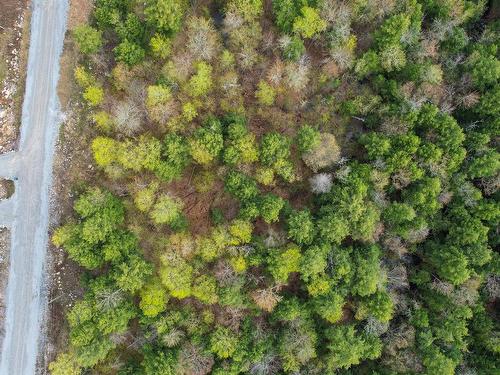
xmin=293 ymin=7 xmax=327 ymax=39
xmin=255 ymin=80 xmax=276 ymax=106
xmin=229 ymin=255 xmax=247 ymax=273
xmin=140 ymin=279 xmax=169 ymax=317
xmin=268 ymin=244 xmax=302 ymax=283
xmin=52 ymin=224 xmax=76 ymax=248
xmin=150 ymin=194 xmax=184 ymax=225
xmin=134 ymin=182 xmax=159 ymax=212
xmin=182 ymin=101 xmax=198 ymax=121
xmin=192 ymin=275 xmax=218 ymax=304
xmin=48 ymin=353 xmax=81 ymax=375
xmin=146 ymin=84 xmax=172 ymax=108
xmin=188 ymin=62 xmax=213 ymax=97
xmin=74 ymin=66 xmax=94 ymax=87
xmin=227 ymin=0 xmax=263 ymax=21
xmin=91 ymin=137 xmax=118 ymax=167
xmin=160 ymin=252 xmax=193 ymax=299
xmin=255 ymin=167 xmax=275 ymax=186
xmin=83 ymin=86 xmax=104 ymax=106
xmin=92 ymin=111 xmax=113 ymax=132
xmin=229 ymin=219 xmax=253 ymax=244
xmin=150 ymin=33 xmax=172 ymax=59
xmin=54 ymin=3 xmax=500 ymax=374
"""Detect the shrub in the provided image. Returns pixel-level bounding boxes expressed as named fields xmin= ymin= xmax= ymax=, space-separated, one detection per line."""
xmin=296 ymin=125 xmax=320 ymax=154
xmin=255 ymin=80 xmax=276 ymax=106
xmin=83 ymin=86 xmax=104 ymax=106
xmin=150 ymin=194 xmax=184 ymax=226
xmin=114 ymin=40 xmax=145 ymax=66
xmin=150 ymin=33 xmax=172 ymax=59
xmin=188 ymin=62 xmax=213 ymax=97
xmin=73 ymin=24 xmax=102 ymax=54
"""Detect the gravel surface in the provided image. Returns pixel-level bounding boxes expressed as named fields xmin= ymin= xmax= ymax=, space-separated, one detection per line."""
xmin=0 ymin=0 xmax=68 ymax=373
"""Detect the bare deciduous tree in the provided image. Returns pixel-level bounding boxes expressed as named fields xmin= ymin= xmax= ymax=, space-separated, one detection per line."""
xmin=113 ymin=100 xmax=143 ymax=136
xmin=309 ymin=173 xmax=333 ymax=194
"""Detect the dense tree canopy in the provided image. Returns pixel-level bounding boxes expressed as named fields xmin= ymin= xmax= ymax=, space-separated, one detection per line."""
xmin=50 ymin=0 xmax=500 ymax=374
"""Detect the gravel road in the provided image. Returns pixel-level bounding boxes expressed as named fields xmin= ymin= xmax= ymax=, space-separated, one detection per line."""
xmin=0 ymin=0 xmax=68 ymax=374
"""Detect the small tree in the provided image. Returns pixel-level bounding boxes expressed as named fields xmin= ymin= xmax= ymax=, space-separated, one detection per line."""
xmin=83 ymin=86 xmax=104 ymax=106
xmin=287 ymin=209 xmax=315 ymax=245
xmin=139 ymin=279 xmax=168 ymax=317
xmin=317 ymin=214 xmax=349 ymax=244
xmin=355 ymin=291 xmax=394 ymax=322
xmin=225 ymin=171 xmax=259 ymax=201
xmin=427 ymin=243 xmax=470 ymax=285
xmin=272 ymin=0 xmax=306 ymax=33
xmin=229 ymin=219 xmax=253 ymax=244
xmin=150 ymin=33 xmax=172 ymax=59
xmin=309 ymin=173 xmax=333 ymax=194
xmin=114 ymin=40 xmax=145 ymax=66
xmin=145 ymin=0 xmax=188 ymax=33
xmin=255 ymin=80 xmax=276 ymax=106
xmin=134 ymin=183 xmax=159 ymax=212
xmin=160 ymin=253 xmax=193 ymax=298
xmin=314 ymin=292 xmax=345 ymax=323
xmin=296 ymin=125 xmax=320 ymax=154
xmin=192 ymin=275 xmax=218 ymax=304
xmin=188 ymin=62 xmax=213 ymax=97
xmin=92 ymin=137 xmax=119 ymax=167
xmin=150 ymin=194 xmax=184 ymax=226
xmin=209 ymin=327 xmax=239 ymax=359
xmin=293 ymin=7 xmax=327 ymax=39
xmin=325 ymin=325 xmax=382 ymax=370
xmin=260 ymin=132 xmax=294 ymax=181
xmin=259 ymin=193 xmax=285 ymax=223
xmin=112 ymin=255 xmax=152 ymax=293
xmin=189 ymin=118 xmax=223 ymax=164
xmin=278 ymin=318 xmax=318 ymax=372
xmin=141 ymin=349 xmax=178 ymax=375
xmin=146 ymin=85 xmax=172 ymax=108
xmin=280 ymin=35 xmax=305 ymax=61
xmin=268 ymin=244 xmax=302 ymax=283
xmin=48 ymin=352 xmax=81 ymax=375
xmin=73 ymin=24 xmax=102 ymax=54
xmin=383 ymin=202 xmax=416 ymax=226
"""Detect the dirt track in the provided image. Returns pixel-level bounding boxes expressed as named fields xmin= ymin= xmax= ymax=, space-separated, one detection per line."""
xmin=0 ymin=0 xmax=68 ymax=373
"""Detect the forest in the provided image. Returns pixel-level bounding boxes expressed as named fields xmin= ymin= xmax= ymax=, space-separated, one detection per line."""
xmin=49 ymin=0 xmax=499 ymax=374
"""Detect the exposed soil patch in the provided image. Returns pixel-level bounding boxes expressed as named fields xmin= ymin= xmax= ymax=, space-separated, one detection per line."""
xmin=0 ymin=179 xmax=15 ymax=200
xmin=0 ymin=0 xmax=30 ymax=153
xmin=0 ymin=229 xmax=10 ymax=344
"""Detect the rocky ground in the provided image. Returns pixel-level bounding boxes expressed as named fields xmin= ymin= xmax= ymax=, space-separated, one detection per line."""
xmin=0 ymin=0 xmax=30 ymax=154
